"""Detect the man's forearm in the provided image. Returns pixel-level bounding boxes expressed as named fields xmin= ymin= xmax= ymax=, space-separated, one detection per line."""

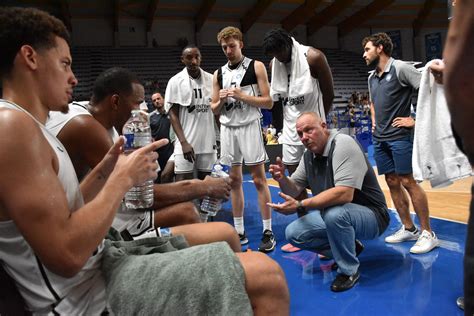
xmin=153 ymin=180 xmax=205 ymax=208
xmin=239 ymin=94 xmax=273 ymax=109
xmin=301 ymin=186 xmax=353 ymax=210
xmin=278 ymin=177 xmax=304 ymax=198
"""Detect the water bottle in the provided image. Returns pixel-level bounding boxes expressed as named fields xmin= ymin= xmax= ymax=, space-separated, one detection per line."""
xmin=200 ymin=155 xmax=232 ymax=216
xmin=122 ymin=110 xmax=154 ymax=209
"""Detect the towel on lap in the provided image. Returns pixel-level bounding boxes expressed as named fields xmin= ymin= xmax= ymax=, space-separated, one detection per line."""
xmin=102 ymin=229 xmax=252 ymax=316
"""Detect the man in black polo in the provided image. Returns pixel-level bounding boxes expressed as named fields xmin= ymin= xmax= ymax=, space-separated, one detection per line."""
xmin=150 ymin=91 xmax=175 ymax=183
xmin=362 ymin=32 xmax=439 ymax=254
xmin=268 ymin=112 xmax=389 ymax=292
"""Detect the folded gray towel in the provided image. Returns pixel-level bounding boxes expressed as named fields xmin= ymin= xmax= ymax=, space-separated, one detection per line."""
xmin=102 ymin=230 xmax=252 ymax=316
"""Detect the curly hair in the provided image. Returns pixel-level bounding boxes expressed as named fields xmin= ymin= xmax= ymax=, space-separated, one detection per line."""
xmin=362 ymin=32 xmax=393 ymax=56
xmin=0 ymin=7 xmax=70 ymax=79
xmin=262 ymin=28 xmax=293 ymax=57
xmin=91 ymin=67 xmax=141 ymax=104
xmin=217 ymin=26 xmax=243 ymax=44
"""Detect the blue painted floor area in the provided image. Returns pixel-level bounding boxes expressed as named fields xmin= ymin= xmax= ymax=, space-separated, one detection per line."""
xmin=213 ymin=179 xmax=466 ymax=316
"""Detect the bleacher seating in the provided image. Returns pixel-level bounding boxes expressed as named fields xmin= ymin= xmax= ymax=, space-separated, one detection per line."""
xmin=70 ymin=46 xmax=370 ymax=106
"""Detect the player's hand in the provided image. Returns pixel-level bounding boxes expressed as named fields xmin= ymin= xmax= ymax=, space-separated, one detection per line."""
xmin=269 ymin=157 xmax=286 ymax=182
xmin=203 ymin=176 xmax=231 ymax=200
xmin=392 ymin=117 xmax=415 ymax=129
xmin=115 ymin=138 xmax=168 ymax=185
xmin=181 ymin=141 xmax=195 ymax=163
xmin=219 ymin=89 xmax=229 ymax=101
xmin=429 ymin=60 xmax=445 ymax=85
xmin=227 ymin=87 xmax=243 ymax=101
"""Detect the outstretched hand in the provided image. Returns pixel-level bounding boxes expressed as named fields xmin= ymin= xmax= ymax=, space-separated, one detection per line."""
xmin=269 ymin=157 xmax=286 ymax=182
xmin=267 ymin=192 xmax=298 ymax=215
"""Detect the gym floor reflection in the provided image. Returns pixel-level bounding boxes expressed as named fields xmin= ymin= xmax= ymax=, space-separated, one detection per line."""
xmin=213 ymin=179 xmax=466 ymax=316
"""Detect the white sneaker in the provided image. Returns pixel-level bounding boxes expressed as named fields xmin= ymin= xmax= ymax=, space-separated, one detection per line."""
xmin=410 ymin=230 xmax=440 ymax=254
xmin=385 ymin=225 xmax=420 ymax=243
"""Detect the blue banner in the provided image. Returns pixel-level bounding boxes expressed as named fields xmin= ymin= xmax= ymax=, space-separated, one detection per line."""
xmin=425 ymin=33 xmax=442 ymax=61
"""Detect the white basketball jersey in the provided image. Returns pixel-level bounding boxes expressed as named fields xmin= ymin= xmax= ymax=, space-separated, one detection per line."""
xmin=0 ymin=100 xmax=106 ymax=315
xmin=279 ymin=52 xmax=325 ymax=146
xmin=46 ymin=101 xmax=91 ymax=136
xmin=219 ymin=57 xmax=262 ymax=127
xmin=173 ymin=71 xmax=216 ymax=154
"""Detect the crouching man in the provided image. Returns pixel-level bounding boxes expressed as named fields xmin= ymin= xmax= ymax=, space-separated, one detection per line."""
xmin=269 ymin=112 xmax=389 ymax=292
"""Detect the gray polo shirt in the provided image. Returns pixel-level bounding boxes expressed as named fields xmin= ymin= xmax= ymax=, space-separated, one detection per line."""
xmin=368 ymin=58 xmax=421 ymax=141
xmin=291 ymin=130 xmax=389 ymax=232
xmin=291 ymin=131 xmax=367 ymax=190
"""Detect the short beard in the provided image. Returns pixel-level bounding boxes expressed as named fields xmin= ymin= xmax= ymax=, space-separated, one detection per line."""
xmin=368 ymin=55 xmax=380 ymax=68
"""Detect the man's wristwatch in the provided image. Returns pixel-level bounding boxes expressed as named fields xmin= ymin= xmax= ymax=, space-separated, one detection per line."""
xmin=296 ymin=200 xmax=305 ymax=213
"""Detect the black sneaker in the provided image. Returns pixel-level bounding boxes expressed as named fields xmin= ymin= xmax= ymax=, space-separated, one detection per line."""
xmin=258 ymin=229 xmax=276 ymax=253
xmin=331 ymin=239 xmax=364 ymax=270
xmin=239 ymin=232 xmax=249 ymax=245
xmin=330 ymin=270 xmax=360 ymax=292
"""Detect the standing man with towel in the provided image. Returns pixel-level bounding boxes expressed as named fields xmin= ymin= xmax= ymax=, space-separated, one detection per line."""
xmin=263 ymin=28 xmax=334 ymax=252
xmin=165 ymin=46 xmax=217 ymax=221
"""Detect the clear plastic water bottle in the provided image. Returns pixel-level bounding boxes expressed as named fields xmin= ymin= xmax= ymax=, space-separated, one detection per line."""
xmin=200 ymin=155 xmax=232 ymax=216
xmin=122 ymin=110 xmax=154 ymax=209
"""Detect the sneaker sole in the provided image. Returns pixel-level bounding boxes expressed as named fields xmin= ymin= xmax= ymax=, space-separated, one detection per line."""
xmin=240 ymin=238 xmax=249 ymax=246
xmin=258 ymin=241 xmax=276 ymax=253
xmin=384 ymin=236 xmax=419 ymax=243
xmin=409 ymin=241 xmax=440 ymax=254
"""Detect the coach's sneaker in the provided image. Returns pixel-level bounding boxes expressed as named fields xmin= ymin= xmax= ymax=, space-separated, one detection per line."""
xmin=410 ymin=230 xmax=439 ymax=254
xmin=258 ymin=229 xmax=276 ymax=253
xmin=239 ymin=232 xmax=249 ymax=245
xmin=385 ymin=225 xmax=420 ymax=243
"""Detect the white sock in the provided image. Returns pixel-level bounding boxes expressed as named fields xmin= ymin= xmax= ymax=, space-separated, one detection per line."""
xmin=263 ymin=219 xmax=272 ymax=232
xmin=234 ymin=217 xmax=244 ymax=235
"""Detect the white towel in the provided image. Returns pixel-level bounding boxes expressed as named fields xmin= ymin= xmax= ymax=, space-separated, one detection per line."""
xmin=412 ymin=59 xmax=472 ymax=188
xmin=270 ymin=37 xmax=313 ymax=101
xmin=164 ymin=68 xmax=213 ymax=112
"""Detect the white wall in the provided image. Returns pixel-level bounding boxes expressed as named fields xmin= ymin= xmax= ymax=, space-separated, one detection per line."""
xmin=70 ymin=17 xmax=447 ymax=63
xmin=119 ymin=18 xmax=146 ymax=46
xmin=339 ymin=28 xmax=371 ymax=55
xmin=151 ymin=20 xmax=195 ymax=46
xmin=308 ymin=26 xmax=338 ymax=49
xmin=199 ymin=21 xmax=241 ymax=45
xmin=245 ymin=22 xmax=280 ymax=46
xmin=340 ymin=28 xmax=415 ymax=61
xmin=71 ymin=18 xmax=114 ymax=46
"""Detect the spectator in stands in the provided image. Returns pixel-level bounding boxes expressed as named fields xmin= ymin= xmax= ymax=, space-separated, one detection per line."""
xmin=268 ymin=123 xmax=277 ymax=136
xmin=0 ymin=8 xmax=289 ymax=314
xmin=165 ymin=47 xmax=217 ymax=217
xmin=266 ymin=130 xmax=278 ymax=145
xmin=211 ymin=26 xmax=276 ymax=252
xmin=349 ymin=106 xmax=356 ymax=136
xmin=150 ymin=91 xmax=175 ymax=183
xmin=268 ymin=112 xmax=389 ymax=292
xmin=442 ymin=2 xmax=474 ymax=312
xmin=362 ymin=32 xmax=438 ymax=253
xmin=263 ymin=28 xmax=334 ymax=253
